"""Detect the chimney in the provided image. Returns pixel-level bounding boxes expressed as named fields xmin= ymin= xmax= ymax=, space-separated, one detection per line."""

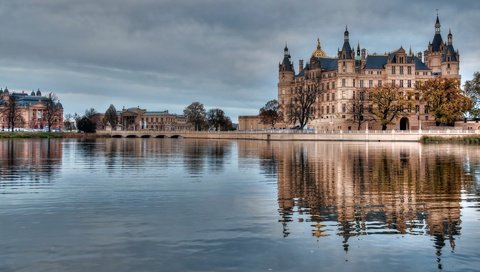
xmin=361 ymin=48 xmax=366 ymax=60
xmin=299 ymin=59 xmax=304 ymax=72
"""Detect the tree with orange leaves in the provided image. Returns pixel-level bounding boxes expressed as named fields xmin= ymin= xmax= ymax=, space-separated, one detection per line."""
xmin=417 ymin=78 xmax=472 ymax=126
xmin=369 ymin=83 xmax=410 ymax=130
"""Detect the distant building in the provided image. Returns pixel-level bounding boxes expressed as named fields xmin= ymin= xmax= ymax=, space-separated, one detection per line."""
xmin=118 ymin=107 xmax=192 ymax=131
xmin=0 ymin=88 xmax=63 ymax=131
xmin=238 ymin=115 xmax=270 ymax=130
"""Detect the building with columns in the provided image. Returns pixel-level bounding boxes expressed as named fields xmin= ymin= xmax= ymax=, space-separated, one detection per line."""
xmin=276 ymin=15 xmax=460 ymax=131
xmin=117 ymin=107 xmax=192 ymax=131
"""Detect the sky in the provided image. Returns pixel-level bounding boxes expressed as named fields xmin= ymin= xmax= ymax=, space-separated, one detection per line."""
xmin=0 ymin=0 xmax=479 ymax=122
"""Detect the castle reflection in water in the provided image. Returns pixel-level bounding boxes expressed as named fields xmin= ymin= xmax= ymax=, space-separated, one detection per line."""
xmin=1 ymin=138 xmax=478 ymax=265
xmin=238 ymin=141 xmax=479 ymax=259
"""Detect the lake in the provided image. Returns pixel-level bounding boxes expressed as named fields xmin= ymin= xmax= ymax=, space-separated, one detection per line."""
xmin=0 ymin=138 xmax=479 ymax=271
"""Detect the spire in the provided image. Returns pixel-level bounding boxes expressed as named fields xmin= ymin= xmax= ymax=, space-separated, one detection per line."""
xmin=312 ymin=38 xmax=327 ymax=58
xmin=344 ymin=25 xmax=349 ymax=42
xmin=409 ymin=45 xmax=413 ymax=56
xmin=435 ymin=13 xmax=441 ymax=34
xmin=357 ymin=42 xmax=360 ymax=56
xmin=280 ymin=43 xmax=293 ymax=72
xmin=448 ymin=28 xmax=452 ymax=45
xmin=339 ymin=26 xmax=353 ymax=59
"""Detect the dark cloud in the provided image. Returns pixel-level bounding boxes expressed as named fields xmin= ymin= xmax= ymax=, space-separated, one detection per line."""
xmin=0 ymin=0 xmax=479 ymax=120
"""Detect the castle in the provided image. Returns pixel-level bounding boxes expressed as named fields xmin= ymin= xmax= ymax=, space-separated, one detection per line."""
xmin=277 ymin=15 xmax=459 ymax=131
xmin=238 ymin=15 xmax=461 ymax=131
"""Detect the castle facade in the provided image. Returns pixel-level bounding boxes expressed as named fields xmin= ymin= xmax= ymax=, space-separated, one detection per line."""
xmin=277 ymin=15 xmax=460 ymax=130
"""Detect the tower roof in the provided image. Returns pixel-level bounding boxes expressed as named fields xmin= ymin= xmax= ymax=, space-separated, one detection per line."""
xmin=311 ymin=38 xmax=327 ymax=58
xmin=431 ymin=14 xmax=443 ymax=52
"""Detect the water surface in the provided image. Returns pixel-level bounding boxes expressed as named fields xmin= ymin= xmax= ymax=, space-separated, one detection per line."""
xmin=0 ymin=139 xmax=479 ymax=271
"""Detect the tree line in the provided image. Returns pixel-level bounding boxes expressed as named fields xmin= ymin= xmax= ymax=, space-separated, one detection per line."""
xmin=66 ymin=103 xmax=235 ymax=133
xmin=257 ymin=73 xmax=480 ymax=130
xmin=183 ymin=102 xmax=234 ymax=131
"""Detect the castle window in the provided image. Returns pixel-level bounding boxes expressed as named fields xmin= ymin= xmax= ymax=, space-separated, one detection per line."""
xmin=327 ymin=83 xmax=330 ymax=90
xmin=332 ymin=93 xmax=335 ymax=100
xmin=360 ymin=80 xmax=364 ymax=88
xmin=407 ymin=80 xmax=412 ymax=88
xmin=425 ymin=106 xmax=429 ymax=114
xmin=342 ymin=104 xmax=346 ymax=113
xmin=353 ymin=79 xmax=356 ymax=87
xmin=415 ymin=105 xmax=420 ymax=113
xmin=415 ymin=93 xmax=420 ymax=100
xmin=353 ymin=91 xmax=356 ymax=99
xmin=369 ymin=80 xmax=373 ymax=87
xmin=400 ymin=80 xmax=404 ymax=87
xmin=342 ymin=79 xmax=346 ymax=87
xmin=392 ymin=66 xmax=396 ymax=74
xmin=327 ymin=93 xmax=330 ymax=101
xmin=332 ymin=82 xmax=335 ymax=89
xmin=400 ymin=66 xmax=404 ymax=75
xmin=378 ymin=80 xmax=382 ymax=86
xmin=407 ymin=66 xmax=412 ymax=75
xmin=327 ymin=106 xmax=330 ymax=114
xmin=392 ymin=80 xmax=395 ymax=86
xmin=332 ymin=105 xmax=335 ymax=113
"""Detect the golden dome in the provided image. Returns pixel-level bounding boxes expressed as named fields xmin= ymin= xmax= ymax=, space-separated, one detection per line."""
xmin=312 ymin=38 xmax=327 ymax=58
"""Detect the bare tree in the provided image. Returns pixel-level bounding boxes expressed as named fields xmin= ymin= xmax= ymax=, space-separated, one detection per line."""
xmin=259 ymin=99 xmax=283 ymax=128
xmin=0 ymin=93 xmax=24 ymax=131
xmin=184 ymin=102 xmax=207 ymax=131
xmin=347 ymin=89 xmax=374 ymax=130
xmin=45 ymin=92 xmax=62 ymax=132
xmin=285 ymin=83 xmax=318 ymax=129
xmin=63 ymin=113 xmax=75 ymax=131
xmin=207 ymin=108 xmax=233 ymax=131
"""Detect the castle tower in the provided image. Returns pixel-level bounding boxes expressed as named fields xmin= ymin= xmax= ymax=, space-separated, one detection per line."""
xmin=425 ymin=15 xmax=446 ymax=74
xmin=338 ymin=26 xmax=355 ymax=74
xmin=440 ymin=29 xmax=460 ymax=80
xmin=278 ymin=44 xmax=295 ymax=118
xmin=279 ymin=44 xmax=295 ymax=83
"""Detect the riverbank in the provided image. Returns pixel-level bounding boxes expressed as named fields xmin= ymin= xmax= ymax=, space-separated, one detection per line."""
xmin=3 ymin=130 xmax=480 ymax=143
xmin=0 ymin=132 xmax=64 ymax=139
xmin=0 ymin=132 xmax=109 ymax=139
xmin=421 ymin=135 xmax=480 ymax=144
xmin=97 ymin=129 xmax=480 ymax=143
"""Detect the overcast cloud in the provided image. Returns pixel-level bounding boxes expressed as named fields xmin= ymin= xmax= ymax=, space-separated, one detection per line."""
xmin=0 ymin=0 xmax=479 ymax=121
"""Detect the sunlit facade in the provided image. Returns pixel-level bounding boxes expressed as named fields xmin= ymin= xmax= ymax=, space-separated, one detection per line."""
xmin=277 ymin=15 xmax=460 ymax=130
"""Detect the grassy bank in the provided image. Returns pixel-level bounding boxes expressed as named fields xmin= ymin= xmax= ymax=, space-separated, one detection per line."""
xmin=0 ymin=132 xmax=65 ymax=139
xmin=421 ymin=135 xmax=480 ymax=144
xmin=0 ymin=132 xmax=112 ymax=139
